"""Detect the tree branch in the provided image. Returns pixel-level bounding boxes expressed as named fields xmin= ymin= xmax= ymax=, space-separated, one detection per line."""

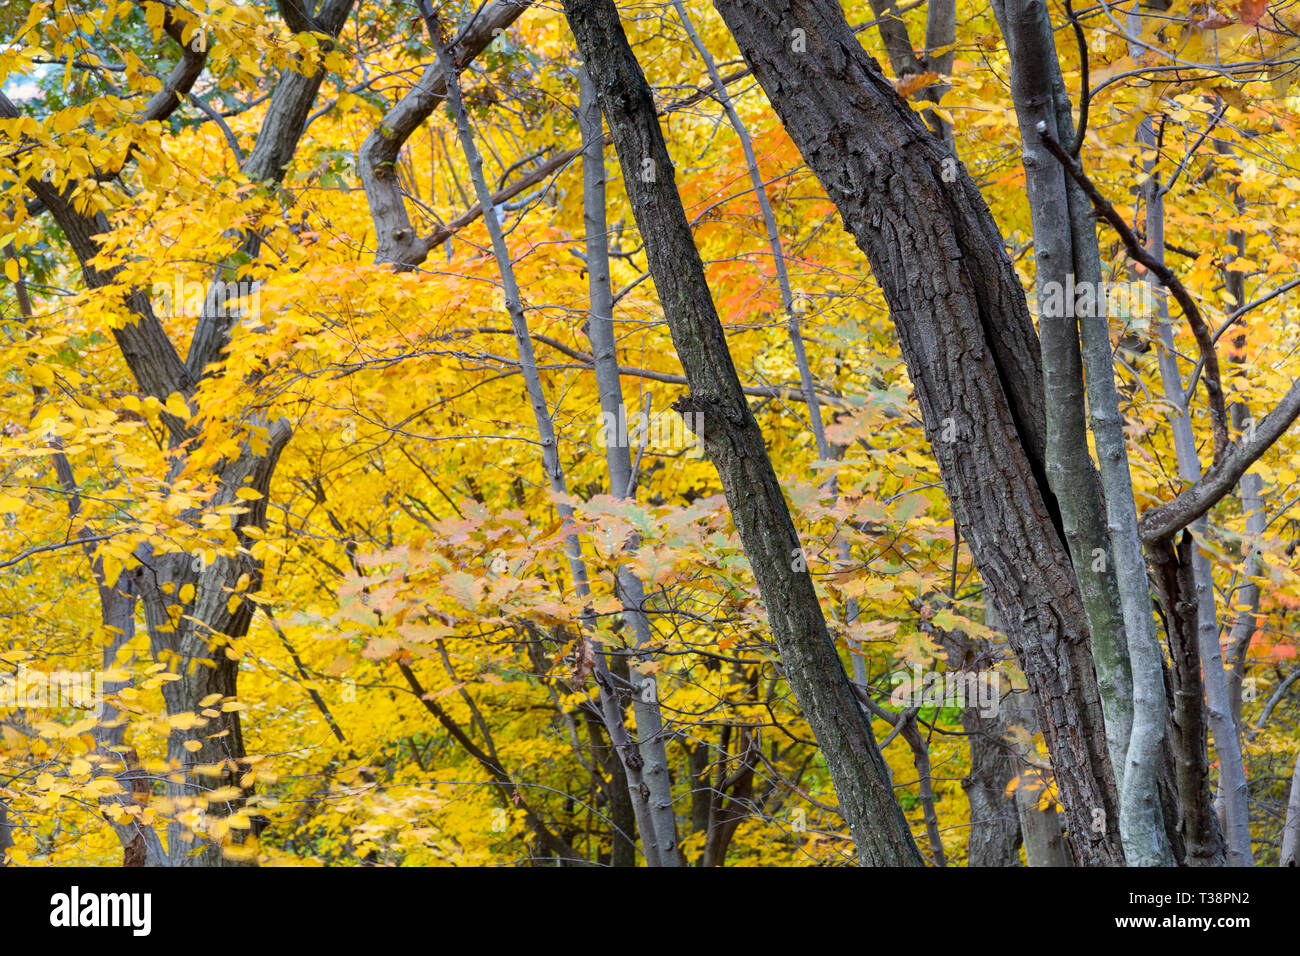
xmin=1038 ymin=125 xmax=1229 ymax=461
xmin=1139 ymin=376 xmax=1300 ymax=543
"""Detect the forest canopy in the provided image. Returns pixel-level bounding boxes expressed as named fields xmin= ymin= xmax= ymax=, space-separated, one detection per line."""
xmin=0 ymin=0 xmax=1298 ymax=870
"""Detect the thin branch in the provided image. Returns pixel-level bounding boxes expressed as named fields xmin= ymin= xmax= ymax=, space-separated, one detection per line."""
xmin=1038 ymin=124 xmax=1229 ymax=461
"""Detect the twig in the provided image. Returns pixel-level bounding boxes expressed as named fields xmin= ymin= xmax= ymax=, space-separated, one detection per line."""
xmin=1062 ymin=0 xmax=1089 ymax=156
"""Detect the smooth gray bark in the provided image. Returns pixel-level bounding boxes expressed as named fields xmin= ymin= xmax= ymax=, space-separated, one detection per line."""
xmin=989 ymin=0 xmax=1134 ymax=790
xmin=1283 ymin=748 xmax=1300 ymax=866
xmin=992 ymin=0 xmax=1172 ymax=865
xmin=434 ymin=26 xmax=673 ymax=866
xmin=357 ymin=0 xmax=533 ymax=267
xmin=1007 ymin=687 xmax=1072 ymax=866
xmin=577 ymin=66 xmax=680 ymax=864
xmin=1140 ymin=122 xmax=1252 ymax=865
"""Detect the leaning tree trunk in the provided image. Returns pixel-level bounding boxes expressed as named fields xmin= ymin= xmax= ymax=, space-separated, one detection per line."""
xmin=562 ymin=0 xmax=923 ymax=866
xmin=710 ymin=0 xmax=1121 ymax=864
xmin=991 ymin=0 xmax=1178 ymax=865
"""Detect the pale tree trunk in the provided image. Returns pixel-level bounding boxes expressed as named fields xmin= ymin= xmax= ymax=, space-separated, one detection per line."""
xmin=576 ymin=66 xmax=680 ymax=863
xmin=1140 ymin=118 xmax=1251 ymax=865
xmin=1004 ymin=685 xmax=1072 ymax=867
xmin=937 ymin=611 xmax=1021 ymax=866
xmin=709 ymin=0 xmax=1122 ymax=864
xmin=432 ymin=15 xmax=675 ymax=864
xmin=991 ymin=0 xmax=1174 ymax=865
xmin=1216 ymin=132 xmax=1264 ymax=731
xmin=1282 ymin=748 xmax=1300 ymax=867
xmin=357 ymin=0 xmax=532 ymax=268
xmin=564 ymin=0 xmax=923 ymax=866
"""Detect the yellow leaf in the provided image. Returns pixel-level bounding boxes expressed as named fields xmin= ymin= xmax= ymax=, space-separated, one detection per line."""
xmin=167 ymin=712 xmax=207 ymax=730
xmin=164 ymin=392 xmax=191 ymax=419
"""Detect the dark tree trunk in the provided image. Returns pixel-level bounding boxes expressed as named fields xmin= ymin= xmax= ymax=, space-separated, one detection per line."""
xmin=938 ymin=629 xmax=1022 ymax=866
xmin=562 ymin=0 xmax=923 ymax=865
xmin=1151 ymin=535 xmax=1227 ymax=864
xmin=710 ymin=0 xmax=1122 ymax=864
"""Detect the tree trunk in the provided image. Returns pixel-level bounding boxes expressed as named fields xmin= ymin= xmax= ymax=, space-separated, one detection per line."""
xmin=563 ymin=0 xmax=922 ymax=866
xmin=710 ymin=0 xmax=1121 ymax=864
xmin=577 ymin=65 xmax=680 ymax=863
xmin=937 ymin=617 xmax=1022 ymax=866
xmin=991 ymin=0 xmax=1175 ymax=865
xmin=1007 ymin=687 xmax=1072 ymax=866
xmin=432 ymin=21 xmax=671 ymax=865
xmin=1141 ymin=116 xmax=1249 ymax=864
xmin=1282 ymin=747 xmax=1300 ymax=867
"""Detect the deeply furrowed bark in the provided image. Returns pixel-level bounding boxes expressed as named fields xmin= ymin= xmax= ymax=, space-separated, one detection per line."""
xmin=563 ymin=0 xmax=923 ymax=866
xmin=1150 ymin=534 xmax=1226 ymax=864
xmin=710 ymin=0 xmax=1121 ymax=864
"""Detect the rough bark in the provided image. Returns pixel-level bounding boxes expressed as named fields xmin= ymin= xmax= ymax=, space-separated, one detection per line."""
xmin=564 ymin=0 xmax=923 ymax=866
xmin=710 ymin=0 xmax=1121 ymax=864
xmin=1150 ymin=534 xmax=1226 ymax=864
xmin=990 ymin=0 xmax=1133 ymax=786
xmin=188 ymin=0 xmax=356 ymax=375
